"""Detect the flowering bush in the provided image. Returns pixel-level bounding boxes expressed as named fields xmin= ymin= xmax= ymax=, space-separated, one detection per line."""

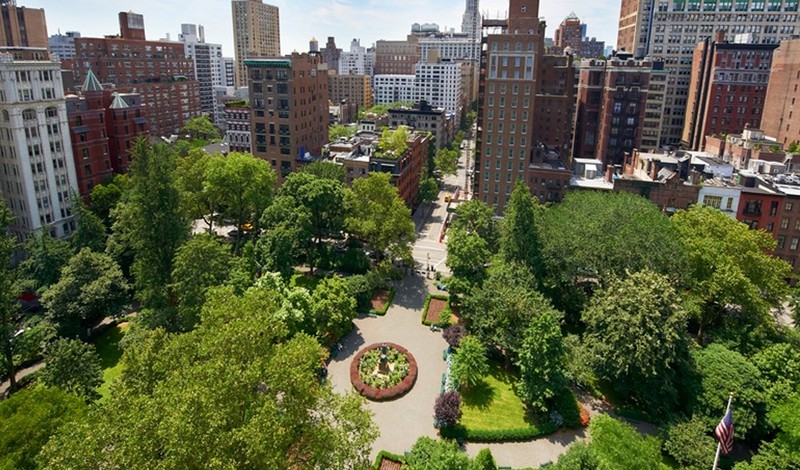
xmin=434 ymin=391 xmax=462 ymax=428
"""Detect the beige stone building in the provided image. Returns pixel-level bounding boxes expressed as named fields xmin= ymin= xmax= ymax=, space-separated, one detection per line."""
xmin=232 ymin=0 xmax=280 ymax=87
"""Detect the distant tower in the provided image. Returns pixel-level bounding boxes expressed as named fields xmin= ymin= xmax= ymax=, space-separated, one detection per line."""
xmin=461 ymin=0 xmax=481 ymax=64
xmin=231 ymin=0 xmax=281 ymax=87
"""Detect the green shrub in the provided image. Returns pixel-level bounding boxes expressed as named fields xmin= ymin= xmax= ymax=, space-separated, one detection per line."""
xmin=337 ymin=247 xmax=370 ymax=274
xmin=439 ymin=422 xmax=558 ymax=442
xmin=346 ymin=275 xmax=372 ymax=312
xmin=553 ymin=388 xmax=581 ymax=428
xmin=358 ymin=347 xmax=409 ymax=389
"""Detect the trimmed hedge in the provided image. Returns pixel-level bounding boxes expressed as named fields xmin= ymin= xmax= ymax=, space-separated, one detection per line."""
xmin=372 ymin=450 xmax=406 ymax=470
xmin=439 ymin=421 xmax=558 ymax=442
xmin=350 ymin=342 xmax=418 ymax=401
xmin=421 ymin=294 xmax=451 ymax=328
xmin=369 ymin=288 xmax=395 ymax=316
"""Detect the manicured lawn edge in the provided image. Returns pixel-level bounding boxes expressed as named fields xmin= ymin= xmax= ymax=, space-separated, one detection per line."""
xmin=369 ymin=287 xmax=395 ymax=316
xmin=439 ymin=422 xmax=558 ymax=442
xmin=421 ymin=294 xmax=451 ymax=327
xmin=372 ymin=450 xmax=406 ymax=469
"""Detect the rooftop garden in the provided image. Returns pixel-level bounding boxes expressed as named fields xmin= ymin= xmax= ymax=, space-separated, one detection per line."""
xmin=373 ymin=126 xmax=410 ymax=160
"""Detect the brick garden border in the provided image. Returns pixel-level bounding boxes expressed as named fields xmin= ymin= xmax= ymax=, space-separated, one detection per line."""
xmin=350 ymin=342 xmax=418 ymax=401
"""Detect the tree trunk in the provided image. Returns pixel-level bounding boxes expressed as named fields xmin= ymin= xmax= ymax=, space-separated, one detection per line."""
xmin=3 ymin=346 xmax=15 ymax=394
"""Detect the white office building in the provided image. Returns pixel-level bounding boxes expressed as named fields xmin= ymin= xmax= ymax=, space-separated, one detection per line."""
xmin=339 ymin=38 xmax=375 ymax=76
xmin=373 ymin=75 xmax=415 ymax=105
xmin=414 ymin=59 xmax=463 ymax=115
xmin=48 ymin=31 xmax=81 ymax=62
xmin=0 ymin=48 xmax=79 ymax=241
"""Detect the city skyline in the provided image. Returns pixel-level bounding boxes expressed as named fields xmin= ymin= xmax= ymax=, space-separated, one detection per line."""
xmin=37 ymin=0 xmax=618 ymax=58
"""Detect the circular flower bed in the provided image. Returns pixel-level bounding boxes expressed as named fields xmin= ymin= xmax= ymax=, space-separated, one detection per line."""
xmin=350 ymin=343 xmax=418 ymax=401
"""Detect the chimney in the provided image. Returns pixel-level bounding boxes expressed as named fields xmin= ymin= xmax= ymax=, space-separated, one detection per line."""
xmin=715 ymin=30 xmax=726 ymax=43
xmin=605 ymin=164 xmax=616 ymax=182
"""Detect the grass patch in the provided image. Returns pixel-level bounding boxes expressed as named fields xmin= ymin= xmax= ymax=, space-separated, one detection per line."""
xmin=421 ymin=294 xmax=451 ymax=327
xmin=441 ymin=362 xmax=558 ymax=442
xmin=94 ymin=322 xmax=130 ymax=401
xmin=290 ymin=272 xmax=322 ymax=292
xmin=369 ymin=288 xmax=395 ymax=315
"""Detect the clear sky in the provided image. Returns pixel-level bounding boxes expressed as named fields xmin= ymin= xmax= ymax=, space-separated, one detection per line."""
xmin=36 ymin=0 xmax=619 ymax=57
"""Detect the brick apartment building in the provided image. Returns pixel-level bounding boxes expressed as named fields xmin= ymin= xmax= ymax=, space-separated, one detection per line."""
xmin=375 ymin=36 xmax=420 ymax=75
xmin=72 ymin=12 xmax=201 ymax=137
xmin=682 ymin=33 xmax=775 ymax=150
xmin=0 ymin=1 xmax=47 ymax=48
xmin=474 ymin=0 xmax=577 ymax=213
xmin=573 ymin=53 xmax=654 ymax=166
xmin=66 ymin=70 xmax=148 ymax=196
xmin=762 ymin=38 xmax=800 ymax=148
xmin=554 ymin=12 xmax=582 ymax=54
xmin=328 ymin=73 xmax=373 ymax=110
xmin=247 ymin=53 xmax=329 ymax=184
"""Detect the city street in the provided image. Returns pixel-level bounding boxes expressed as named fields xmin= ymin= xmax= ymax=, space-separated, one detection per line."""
xmin=411 ymin=134 xmax=474 ymax=276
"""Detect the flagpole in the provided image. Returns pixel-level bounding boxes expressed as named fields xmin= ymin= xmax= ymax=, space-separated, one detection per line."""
xmin=712 ymin=394 xmax=734 ymax=470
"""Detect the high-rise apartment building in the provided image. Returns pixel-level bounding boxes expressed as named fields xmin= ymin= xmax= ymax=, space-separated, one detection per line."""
xmin=617 ymin=0 xmax=800 ymax=148
xmin=180 ymin=24 xmax=226 ymax=121
xmin=762 ymin=38 xmax=800 ymax=147
xmin=373 ymin=75 xmax=415 ymax=105
xmin=414 ymin=57 xmax=464 ymax=115
xmin=338 ymin=39 xmax=375 ymax=76
xmin=682 ymin=33 xmax=775 ymax=150
xmin=247 ymin=53 xmax=329 ymax=183
xmin=73 ymin=13 xmax=201 ymax=137
xmin=554 ymin=12 xmax=582 ymax=54
xmin=461 ymin=0 xmax=482 ymax=62
xmin=573 ymin=53 xmax=655 ymax=166
xmin=0 ymin=1 xmax=47 ymax=48
xmin=0 ymin=48 xmax=78 ymax=241
xmin=375 ymin=36 xmax=420 ymax=75
xmin=231 ymin=0 xmax=280 ymax=87
xmin=48 ymin=31 xmax=80 ymax=61
xmin=476 ymin=0 xmax=578 ymax=212
xmin=328 ymin=73 xmax=373 ymax=110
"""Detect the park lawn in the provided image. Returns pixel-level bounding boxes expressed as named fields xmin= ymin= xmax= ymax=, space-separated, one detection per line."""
xmin=459 ymin=363 xmax=531 ymax=431
xmin=290 ymin=272 xmax=322 ymax=292
xmin=94 ymin=322 xmax=130 ymax=401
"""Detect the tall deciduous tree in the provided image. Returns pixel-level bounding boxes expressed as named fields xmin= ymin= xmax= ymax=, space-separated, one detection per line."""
xmin=38 ymin=284 xmax=376 ymax=469
xmin=500 ymin=182 xmax=545 ymax=283
xmin=180 ymin=115 xmax=220 ymax=141
xmin=89 ymin=174 xmax=128 ymax=227
xmin=41 ymin=249 xmax=129 ymax=339
xmin=693 ymin=344 xmax=765 ymax=439
xmin=463 ymin=261 xmax=560 ymax=359
xmin=451 ymin=335 xmax=489 ymax=390
xmin=0 ymin=202 xmax=20 ymax=393
xmin=516 ymin=310 xmax=566 ymax=412
xmin=19 ymin=230 xmax=72 ymax=293
xmin=259 ymin=195 xmax=313 ymax=278
xmin=345 ymin=173 xmax=415 ymax=261
xmin=539 ymin=191 xmax=687 ymax=316
xmin=434 ymin=147 xmax=459 ymax=176
xmin=663 ymin=418 xmax=716 ymax=470
xmin=309 ymin=275 xmax=356 ymax=343
xmin=204 ymin=151 xmax=275 ymax=251
xmin=587 ymin=415 xmax=668 ymax=469
xmin=445 ymin=227 xmax=490 ymax=284
xmin=42 ymin=338 xmax=103 ymax=401
xmin=583 ymin=271 xmax=690 ymax=414
xmin=175 ymin=149 xmax=218 ymax=230
xmin=71 ymin=198 xmax=107 ymax=253
xmin=451 ymin=199 xmax=498 ymax=253
xmin=301 ymin=160 xmax=346 ymax=182
xmin=170 ymin=234 xmax=232 ymax=331
xmin=111 ymin=141 xmax=189 ymax=313
xmin=672 ymin=205 xmax=792 ymax=339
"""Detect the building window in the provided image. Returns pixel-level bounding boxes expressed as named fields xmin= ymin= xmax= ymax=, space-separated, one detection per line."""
xmin=786 ymin=202 xmax=794 ymax=212
xmin=778 ymin=236 xmax=786 ymax=249
xmin=781 ymin=218 xmax=790 ymax=229
xmin=792 ymin=237 xmax=799 ymax=251
xmin=703 ymin=195 xmax=722 ymax=209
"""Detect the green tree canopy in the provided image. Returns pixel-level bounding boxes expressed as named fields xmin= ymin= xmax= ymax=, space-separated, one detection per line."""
xmin=111 ymin=141 xmax=189 ymax=313
xmin=301 ymin=160 xmax=346 ymax=182
xmin=259 ymin=195 xmax=313 ymax=278
xmin=418 ymin=176 xmax=439 ymax=205
xmin=445 ymin=227 xmax=490 ymax=285
xmin=462 ymin=261 xmax=561 ymax=359
xmin=328 ymin=124 xmax=356 ymax=142
xmin=583 ymin=271 xmax=691 ymax=414
xmin=451 ymin=199 xmax=498 ymax=253
xmin=41 ymin=248 xmax=129 ymax=339
xmin=42 ymin=338 xmax=103 ymax=401
xmin=281 ymin=172 xmax=345 ymax=247
xmin=204 ymin=151 xmax=276 ymax=250
xmin=588 ymin=415 xmax=668 ymax=470
xmin=170 ymin=234 xmax=232 ymax=331
xmin=71 ymin=200 xmax=107 ymax=253
xmin=309 ymin=275 xmax=356 ymax=343
xmin=175 ymin=149 xmax=218 ymax=230
xmin=515 ymin=310 xmax=566 ymax=412
xmin=663 ymin=418 xmax=716 ymax=470
xmin=0 ymin=200 xmax=21 ymax=393
xmin=0 ymin=386 xmax=86 ymax=470
xmin=434 ymin=147 xmax=459 ymax=176
xmin=19 ymin=230 xmax=73 ymax=293
xmin=88 ymin=174 xmax=128 ymax=226
xmin=692 ymin=344 xmax=765 ymax=439
xmin=404 ymin=437 xmax=472 ymax=470
xmin=375 ymin=126 xmax=410 ymax=159
xmin=38 ymin=283 xmax=376 ymax=469
xmin=500 ymin=182 xmax=545 ymax=283
xmin=451 ymin=335 xmax=489 ymax=390
xmin=180 ymin=115 xmax=220 ymax=141
xmin=751 ymin=343 xmax=800 ymax=408
xmin=672 ymin=205 xmax=793 ymax=339
xmin=539 ymin=191 xmax=687 ymax=315
xmin=345 ymin=173 xmax=415 ymax=261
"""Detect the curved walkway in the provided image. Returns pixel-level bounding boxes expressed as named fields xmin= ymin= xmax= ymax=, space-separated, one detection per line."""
xmin=327 ymin=276 xmax=587 ymax=468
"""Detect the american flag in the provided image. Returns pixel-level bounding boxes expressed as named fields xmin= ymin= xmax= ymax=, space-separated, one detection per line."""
xmin=715 ymin=408 xmax=734 ymax=455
